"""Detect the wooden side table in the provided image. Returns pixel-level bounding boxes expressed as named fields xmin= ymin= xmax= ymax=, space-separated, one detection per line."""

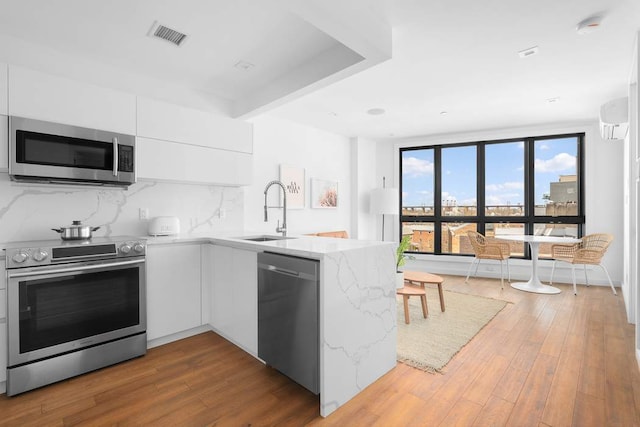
xmin=403 ymin=271 xmax=446 ymax=312
xmin=396 ymin=285 xmax=428 ymax=324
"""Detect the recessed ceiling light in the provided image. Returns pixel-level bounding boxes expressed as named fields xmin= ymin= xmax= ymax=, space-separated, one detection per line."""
xmin=518 ymin=46 xmax=539 ymax=58
xmin=367 ymin=108 xmax=386 ymax=115
xmin=234 ymin=60 xmax=255 ymax=71
xmin=576 ymin=15 xmax=604 ymax=35
xmin=440 ymin=111 xmax=448 ymax=116
xmin=547 ymin=97 xmax=560 ymax=103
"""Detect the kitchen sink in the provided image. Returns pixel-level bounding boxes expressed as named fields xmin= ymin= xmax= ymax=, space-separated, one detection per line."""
xmin=238 ymin=235 xmax=296 ymax=242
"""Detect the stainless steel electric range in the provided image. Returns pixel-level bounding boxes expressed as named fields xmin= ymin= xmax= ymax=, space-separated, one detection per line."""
xmin=4 ymin=236 xmax=147 ymax=396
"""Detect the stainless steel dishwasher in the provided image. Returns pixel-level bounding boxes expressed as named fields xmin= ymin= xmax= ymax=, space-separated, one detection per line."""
xmin=258 ymin=251 xmax=319 ymax=394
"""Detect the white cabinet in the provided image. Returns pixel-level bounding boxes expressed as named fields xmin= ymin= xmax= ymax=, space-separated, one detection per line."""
xmin=146 ymin=244 xmax=202 ymax=340
xmin=0 ymin=258 xmax=7 ymax=385
xmin=136 ymin=136 xmax=252 ymax=186
xmin=210 ymin=245 xmax=258 ymax=355
xmin=135 ymin=96 xmax=254 ymax=186
xmin=0 ymin=62 xmax=7 ymax=115
xmin=8 ymin=66 xmax=136 ymax=134
xmin=137 ymin=97 xmax=253 ymax=154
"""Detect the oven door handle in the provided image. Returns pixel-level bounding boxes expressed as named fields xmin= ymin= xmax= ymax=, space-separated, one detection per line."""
xmin=7 ymin=258 xmax=145 ymax=278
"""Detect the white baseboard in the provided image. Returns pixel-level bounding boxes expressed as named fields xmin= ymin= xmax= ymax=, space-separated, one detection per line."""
xmin=404 ymin=256 xmax=620 ymax=287
xmin=147 ymin=325 xmax=211 ymax=349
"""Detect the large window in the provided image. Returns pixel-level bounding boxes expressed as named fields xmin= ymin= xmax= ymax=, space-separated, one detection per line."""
xmin=400 ymin=134 xmax=584 ymax=259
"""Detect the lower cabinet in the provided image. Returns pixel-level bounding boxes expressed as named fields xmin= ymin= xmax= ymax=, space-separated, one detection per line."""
xmin=146 ymin=244 xmax=202 ymax=341
xmin=209 ymin=245 xmax=258 ymax=355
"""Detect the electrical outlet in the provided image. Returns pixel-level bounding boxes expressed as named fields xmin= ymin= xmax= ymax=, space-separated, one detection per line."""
xmin=139 ymin=208 xmax=149 ymax=220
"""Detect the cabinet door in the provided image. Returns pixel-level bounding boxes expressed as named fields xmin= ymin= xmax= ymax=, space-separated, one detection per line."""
xmin=136 ymin=137 xmax=252 ymax=186
xmin=0 ymin=62 xmax=7 ymax=115
xmin=8 ymin=65 xmax=136 ymax=135
xmin=210 ymin=246 xmax=258 ymax=354
xmin=137 ymin=97 xmax=253 ymax=154
xmin=146 ymin=244 xmax=202 ymax=340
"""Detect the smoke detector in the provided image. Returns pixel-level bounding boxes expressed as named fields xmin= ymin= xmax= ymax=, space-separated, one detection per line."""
xmin=148 ymin=21 xmax=188 ymax=47
xmin=576 ymin=15 xmax=604 ymax=35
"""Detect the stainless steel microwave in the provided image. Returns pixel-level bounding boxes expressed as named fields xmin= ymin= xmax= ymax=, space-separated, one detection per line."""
xmin=9 ymin=116 xmax=136 ymax=187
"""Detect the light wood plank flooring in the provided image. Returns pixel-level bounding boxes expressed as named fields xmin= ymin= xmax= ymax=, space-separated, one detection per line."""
xmin=1 ymin=275 xmax=639 ymax=426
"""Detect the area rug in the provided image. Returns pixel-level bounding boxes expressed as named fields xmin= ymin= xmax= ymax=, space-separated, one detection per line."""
xmin=397 ymin=287 xmax=508 ymax=373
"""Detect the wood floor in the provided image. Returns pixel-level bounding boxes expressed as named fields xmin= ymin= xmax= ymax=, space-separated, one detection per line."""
xmin=1 ymin=275 xmax=639 ymax=426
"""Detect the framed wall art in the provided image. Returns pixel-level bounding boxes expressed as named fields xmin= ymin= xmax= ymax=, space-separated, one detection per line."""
xmin=311 ymin=178 xmax=338 ymax=209
xmin=279 ymin=164 xmax=305 ymax=209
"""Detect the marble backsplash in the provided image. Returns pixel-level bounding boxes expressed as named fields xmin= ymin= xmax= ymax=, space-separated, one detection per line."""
xmin=0 ymin=173 xmax=244 ymax=244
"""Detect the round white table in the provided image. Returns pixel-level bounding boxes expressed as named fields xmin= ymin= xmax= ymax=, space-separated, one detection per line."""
xmin=496 ymin=235 xmax=580 ymax=294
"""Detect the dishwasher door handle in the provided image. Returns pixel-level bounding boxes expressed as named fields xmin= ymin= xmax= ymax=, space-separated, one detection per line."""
xmin=260 ymin=264 xmax=300 ymax=277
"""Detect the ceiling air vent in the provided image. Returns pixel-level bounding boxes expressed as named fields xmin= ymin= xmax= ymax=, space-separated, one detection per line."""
xmin=148 ymin=21 xmax=187 ymax=47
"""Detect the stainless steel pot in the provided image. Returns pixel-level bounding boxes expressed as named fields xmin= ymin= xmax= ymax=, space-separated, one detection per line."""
xmin=52 ymin=220 xmax=100 ymax=240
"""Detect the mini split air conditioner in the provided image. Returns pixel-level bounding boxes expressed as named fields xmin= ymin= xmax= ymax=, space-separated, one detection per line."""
xmin=599 ymin=97 xmax=629 ymax=140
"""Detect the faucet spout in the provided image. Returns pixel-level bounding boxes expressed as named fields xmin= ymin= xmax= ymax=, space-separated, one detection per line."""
xmin=263 ymin=180 xmax=287 ymax=236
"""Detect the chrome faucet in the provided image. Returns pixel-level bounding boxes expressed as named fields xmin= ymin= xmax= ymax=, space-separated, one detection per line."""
xmin=263 ymin=180 xmax=287 ymax=236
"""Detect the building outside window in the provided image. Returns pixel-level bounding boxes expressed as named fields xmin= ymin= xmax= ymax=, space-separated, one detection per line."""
xmin=400 ymin=133 xmax=584 ymax=259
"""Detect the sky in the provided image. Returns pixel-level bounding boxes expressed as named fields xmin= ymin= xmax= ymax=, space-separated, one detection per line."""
xmin=402 ymin=137 xmax=578 ymax=208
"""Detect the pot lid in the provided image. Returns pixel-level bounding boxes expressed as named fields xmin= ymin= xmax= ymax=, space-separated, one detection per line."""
xmin=64 ymin=220 xmax=88 ymax=228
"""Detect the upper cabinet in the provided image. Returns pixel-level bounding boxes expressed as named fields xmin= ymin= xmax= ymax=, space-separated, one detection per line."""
xmin=136 ymin=136 xmax=252 ymax=186
xmin=8 ymin=66 xmax=136 ymax=134
xmin=4 ymin=66 xmax=254 ymax=186
xmin=137 ymin=97 xmax=253 ymax=154
xmin=136 ymin=96 xmax=254 ymax=186
xmin=0 ymin=62 xmax=7 ymax=115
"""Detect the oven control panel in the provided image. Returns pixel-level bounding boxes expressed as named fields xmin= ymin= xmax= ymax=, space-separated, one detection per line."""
xmin=5 ymin=237 xmax=146 ymax=268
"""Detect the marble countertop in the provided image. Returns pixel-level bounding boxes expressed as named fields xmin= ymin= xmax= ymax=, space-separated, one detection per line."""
xmin=144 ymin=232 xmax=394 ymax=259
xmin=0 ymin=232 xmax=393 ymax=261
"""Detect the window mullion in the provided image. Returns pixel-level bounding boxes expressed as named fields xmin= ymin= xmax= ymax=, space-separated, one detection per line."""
xmin=434 ymin=147 xmax=442 ymax=254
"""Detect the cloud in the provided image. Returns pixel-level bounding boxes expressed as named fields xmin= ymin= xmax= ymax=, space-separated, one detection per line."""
xmin=486 ymin=181 xmax=524 ymax=192
xmin=485 ymin=181 xmax=524 ymax=205
xmin=403 ymin=156 xmax=434 ymax=177
xmin=486 ymin=194 xmax=522 ymax=205
xmin=535 ymin=153 xmax=575 ymax=173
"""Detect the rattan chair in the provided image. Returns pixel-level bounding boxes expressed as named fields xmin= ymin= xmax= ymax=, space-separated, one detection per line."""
xmin=549 ymin=233 xmax=616 ymax=295
xmin=465 ymin=231 xmax=511 ymax=289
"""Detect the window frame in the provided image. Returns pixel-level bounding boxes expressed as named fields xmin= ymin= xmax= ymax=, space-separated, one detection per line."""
xmin=400 ymin=133 xmax=585 ymax=259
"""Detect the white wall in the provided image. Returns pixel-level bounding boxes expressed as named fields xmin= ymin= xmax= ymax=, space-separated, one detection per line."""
xmin=245 ymin=115 xmax=353 ymax=236
xmin=365 ymin=121 xmax=625 ymax=284
xmin=625 ymin=31 xmax=640 ymax=361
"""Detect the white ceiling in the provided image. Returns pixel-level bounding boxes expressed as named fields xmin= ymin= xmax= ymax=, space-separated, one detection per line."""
xmin=0 ymin=0 xmax=638 ymax=139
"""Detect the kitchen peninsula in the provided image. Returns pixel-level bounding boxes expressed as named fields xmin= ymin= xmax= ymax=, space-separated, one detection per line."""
xmin=147 ymin=234 xmax=397 ymax=417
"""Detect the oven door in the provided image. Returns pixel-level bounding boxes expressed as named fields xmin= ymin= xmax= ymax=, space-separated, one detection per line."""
xmin=9 ymin=116 xmax=135 ymax=186
xmin=6 ymin=257 xmax=146 ymax=367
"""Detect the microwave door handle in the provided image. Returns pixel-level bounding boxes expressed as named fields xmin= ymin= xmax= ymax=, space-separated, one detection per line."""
xmin=112 ymin=137 xmax=118 ymax=176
